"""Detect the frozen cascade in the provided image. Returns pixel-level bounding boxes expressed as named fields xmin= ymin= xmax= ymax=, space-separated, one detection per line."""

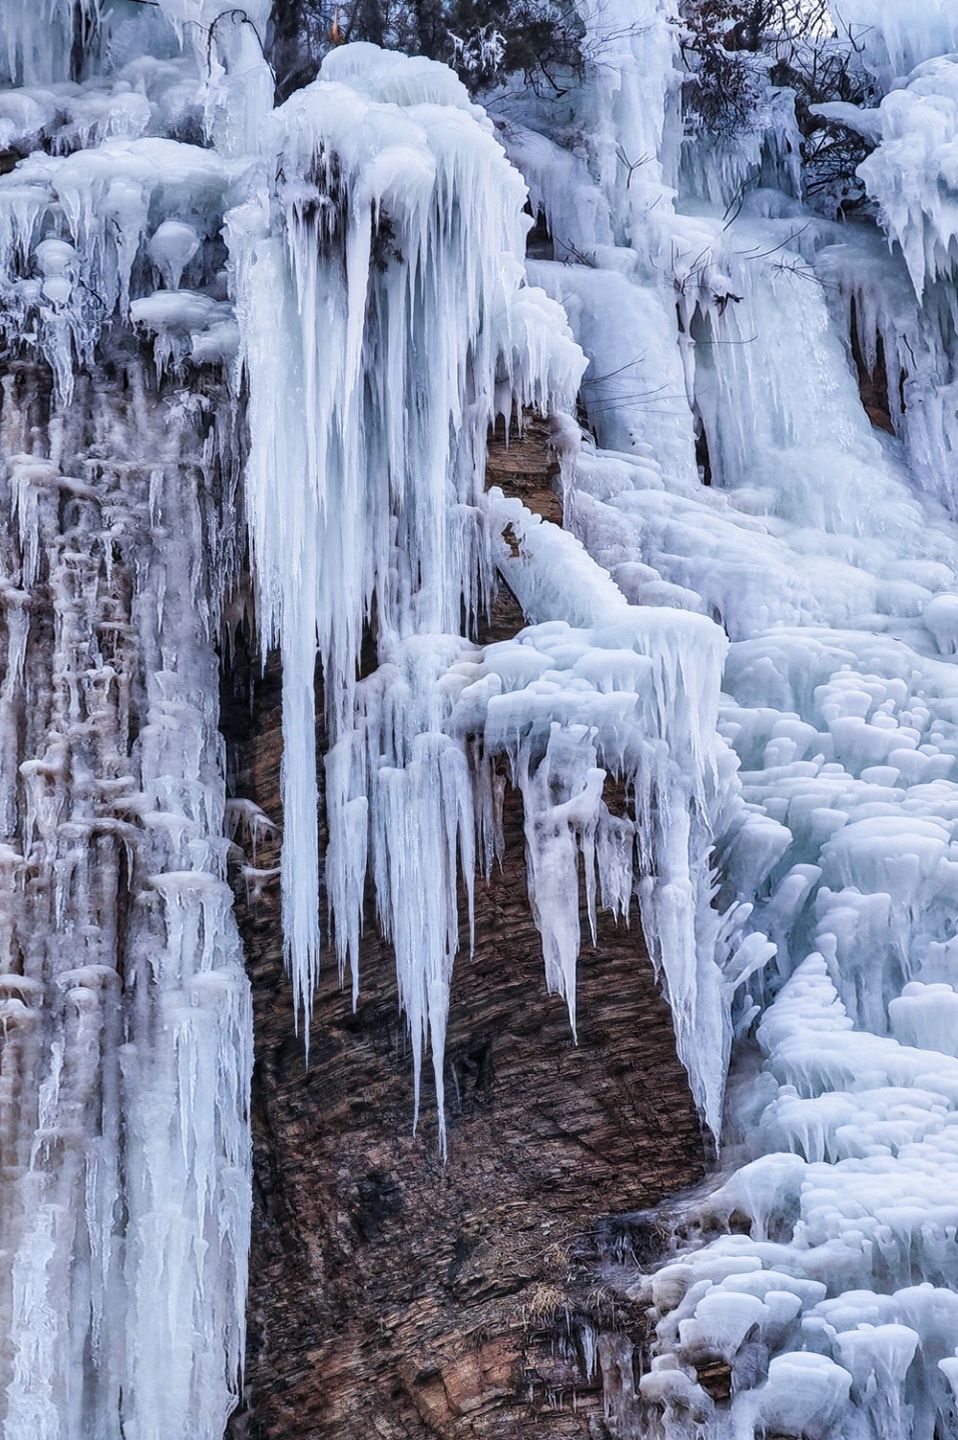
xmin=505 ymin=2 xmax=958 ymax=1436
xmin=0 ymin=3 xmax=258 ymax=1438
xmin=228 ymin=41 xmax=588 ymax=1059
xmin=6 ymin=0 xmax=958 ymax=1438
xmin=836 ymin=0 xmax=958 ymax=90
xmin=229 ymin=37 xmax=740 ymax=1144
xmin=0 ymin=3 xmax=738 ymax=1431
xmin=0 ymin=357 xmax=251 ymax=1438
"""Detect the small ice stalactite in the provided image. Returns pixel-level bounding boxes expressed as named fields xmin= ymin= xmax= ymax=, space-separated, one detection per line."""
xmin=0 ymin=0 xmax=96 ymax=89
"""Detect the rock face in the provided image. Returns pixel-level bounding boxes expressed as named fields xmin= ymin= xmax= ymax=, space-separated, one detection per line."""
xmin=223 ymin=421 xmax=706 ymax=1438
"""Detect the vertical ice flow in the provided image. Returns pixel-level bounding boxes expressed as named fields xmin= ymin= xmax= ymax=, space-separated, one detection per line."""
xmin=7 ymin=2 xmax=958 ymax=1438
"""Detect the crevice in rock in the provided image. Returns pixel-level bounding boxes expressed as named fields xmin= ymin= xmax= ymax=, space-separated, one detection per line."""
xmin=849 ymin=294 xmax=899 ymax=434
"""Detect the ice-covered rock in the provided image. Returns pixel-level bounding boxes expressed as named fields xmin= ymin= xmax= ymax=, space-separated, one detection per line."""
xmin=5 ymin=3 xmax=958 ymax=1438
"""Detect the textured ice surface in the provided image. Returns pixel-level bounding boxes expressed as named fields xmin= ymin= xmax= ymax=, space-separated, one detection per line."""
xmin=0 ymin=7 xmax=252 ymax=1438
xmin=0 ymin=365 xmax=251 ymax=1440
xmin=6 ymin=1 xmax=958 ymax=1437
xmin=859 ymin=56 xmax=958 ymax=297
xmin=517 ymin=4 xmax=958 ymax=1436
xmin=837 ymin=0 xmax=958 ymax=89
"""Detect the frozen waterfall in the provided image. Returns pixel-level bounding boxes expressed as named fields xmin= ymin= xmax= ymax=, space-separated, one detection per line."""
xmin=3 ymin=0 xmax=958 ymax=1437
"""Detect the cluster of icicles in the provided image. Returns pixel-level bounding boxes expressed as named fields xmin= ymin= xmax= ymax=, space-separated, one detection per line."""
xmin=5 ymin=0 xmax=958 ymax=1437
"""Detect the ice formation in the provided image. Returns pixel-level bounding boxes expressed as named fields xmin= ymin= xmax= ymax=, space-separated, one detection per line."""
xmin=521 ymin=3 xmax=958 ymax=1437
xmin=0 ymin=6 xmax=256 ymax=1438
xmin=229 ymin=42 xmax=584 ymax=1048
xmin=0 ymin=327 xmax=251 ymax=1434
xmin=6 ymin=0 xmax=958 ymax=1436
xmin=838 ymin=0 xmax=958 ymax=89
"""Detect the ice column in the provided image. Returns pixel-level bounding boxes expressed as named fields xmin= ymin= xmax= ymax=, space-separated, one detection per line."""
xmin=0 ymin=18 xmax=251 ymax=1438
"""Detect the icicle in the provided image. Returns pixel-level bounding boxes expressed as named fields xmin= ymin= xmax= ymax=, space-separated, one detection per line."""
xmin=229 ymin=45 xmax=584 ymax=1070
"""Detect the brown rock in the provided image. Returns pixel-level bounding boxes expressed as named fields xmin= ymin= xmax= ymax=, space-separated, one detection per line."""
xmin=696 ymin=1358 xmax=733 ymax=1402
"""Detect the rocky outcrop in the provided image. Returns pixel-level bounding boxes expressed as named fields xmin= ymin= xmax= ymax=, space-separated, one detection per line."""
xmin=223 ymin=420 xmax=706 ymax=1438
